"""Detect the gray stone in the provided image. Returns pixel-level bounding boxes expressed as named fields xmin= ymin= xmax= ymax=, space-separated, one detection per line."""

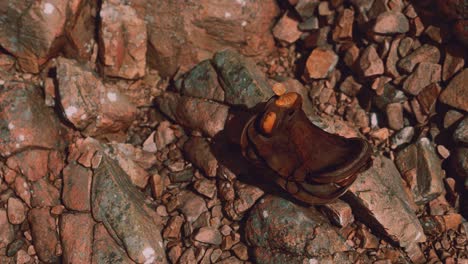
xmin=176 ymin=60 xmax=224 ymax=102
xmin=213 ymin=49 xmax=273 ymax=108
xmin=92 ymin=153 xmax=167 ymax=264
xmin=92 ymin=223 xmax=135 ymax=264
xmin=454 ymin=117 xmax=468 ymax=145
xmin=344 ymin=155 xmax=426 ymax=250
xmin=245 ymin=195 xmax=352 ymax=264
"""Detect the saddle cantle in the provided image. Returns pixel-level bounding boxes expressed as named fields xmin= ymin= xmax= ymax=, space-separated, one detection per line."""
xmin=240 ymin=91 xmax=373 ymax=204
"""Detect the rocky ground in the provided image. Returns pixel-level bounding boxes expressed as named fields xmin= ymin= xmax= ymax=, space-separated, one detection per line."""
xmin=0 ymin=0 xmax=467 ymax=263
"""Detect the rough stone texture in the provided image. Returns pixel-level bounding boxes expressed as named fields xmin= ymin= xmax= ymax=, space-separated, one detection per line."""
xmin=397 ymin=44 xmax=440 ymax=73
xmin=28 ymin=208 xmax=60 ymax=263
xmin=92 ymin=223 xmax=135 ymax=264
xmin=442 ymin=44 xmax=465 ymax=81
xmin=6 ymin=149 xmax=49 ymax=182
xmin=183 ymin=137 xmax=218 ymax=177
xmin=92 ymin=153 xmax=167 ymax=264
xmin=439 ymin=68 xmax=468 ymax=112
xmin=273 ymin=11 xmax=302 ymax=44
xmin=30 ymin=178 xmax=60 ymax=207
xmin=305 ymin=47 xmax=339 ymax=79
xmin=56 ymin=57 xmax=137 ymax=138
xmin=359 ymin=45 xmax=384 ymax=77
xmin=0 ymin=209 xmax=14 ymax=249
xmin=453 ymin=117 xmax=468 ymax=144
xmin=246 ymin=195 xmax=351 ymax=264
xmin=386 ymin=103 xmax=404 ymax=131
xmin=402 ymin=62 xmax=441 ymax=96
xmin=0 ymin=82 xmax=65 ymax=157
xmin=386 ymin=37 xmax=401 ymax=78
xmin=60 ymin=213 xmax=94 ymax=264
xmin=416 ymin=83 xmax=441 ymax=115
xmin=99 ymin=1 xmax=147 ymax=79
xmin=176 ymin=60 xmax=224 ymax=102
xmin=340 ymin=76 xmax=362 ymax=97
xmin=344 ymin=155 xmax=426 ymax=250
xmin=176 ymin=190 xmax=208 ymax=223
xmin=333 ymin=8 xmax=354 ymax=41
xmin=224 ymin=181 xmax=264 ymax=221
xmin=7 ymin=198 xmax=26 ymax=225
xmin=373 ymin=11 xmax=409 ymax=34
xmin=451 ymin=148 xmax=468 ymax=189
xmin=0 ymin=1 xmax=67 ymax=73
xmin=155 ymin=92 xmax=229 ymax=137
xmin=193 ymin=227 xmax=222 ymax=245
xmin=133 ymin=0 xmax=279 ymax=77
xmin=320 ymin=199 xmax=355 ymax=228
xmin=213 ymin=49 xmax=273 ymax=108
xmin=62 ymin=162 xmax=93 ymax=211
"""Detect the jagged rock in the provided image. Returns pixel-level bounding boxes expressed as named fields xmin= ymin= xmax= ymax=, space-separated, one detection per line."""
xmin=131 ymin=0 xmax=279 ymax=77
xmin=0 ymin=82 xmax=65 ymax=157
xmin=305 ymin=47 xmax=339 ymax=79
xmin=397 ymin=44 xmax=440 ymax=73
xmin=92 ymin=152 xmax=167 ymax=263
xmin=62 ymin=162 xmax=93 ymax=211
xmin=56 ymin=57 xmax=137 ymax=139
xmin=99 ymin=0 xmax=147 ymax=79
xmin=28 ymin=208 xmax=60 ymax=263
xmin=402 ymin=62 xmax=441 ymax=96
xmin=225 ymin=182 xmax=264 ymax=221
xmin=245 ymin=195 xmax=353 ymax=264
xmin=183 ymin=137 xmax=218 ymax=177
xmin=0 ymin=209 xmax=14 ymax=249
xmin=453 ymin=117 xmax=468 ymax=145
xmin=373 ymin=11 xmax=409 ymax=34
xmin=176 ymin=60 xmax=224 ymax=102
xmin=92 ymin=223 xmax=135 ymax=264
xmin=213 ymin=49 xmax=273 ymax=108
xmin=395 ymin=138 xmax=445 ymax=205
xmin=439 ymin=68 xmax=468 ymax=112
xmin=344 ymin=155 xmax=426 ymax=251
xmin=155 ymin=92 xmax=229 ymax=137
xmin=60 ymin=213 xmax=94 ymax=264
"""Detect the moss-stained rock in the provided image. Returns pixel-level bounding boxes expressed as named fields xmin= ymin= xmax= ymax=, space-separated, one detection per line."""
xmin=92 ymin=153 xmax=167 ymax=264
xmin=245 ymin=195 xmax=351 ymax=264
xmin=213 ymin=49 xmax=273 ymax=108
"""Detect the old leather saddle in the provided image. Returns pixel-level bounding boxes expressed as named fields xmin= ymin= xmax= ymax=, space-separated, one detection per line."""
xmin=240 ymin=92 xmax=373 ymax=204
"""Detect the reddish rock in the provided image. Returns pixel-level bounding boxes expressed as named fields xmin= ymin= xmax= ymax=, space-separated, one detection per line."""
xmin=28 ymin=208 xmax=60 ymax=263
xmin=194 ymin=179 xmax=217 ymax=199
xmin=111 ymin=143 xmax=153 ymax=188
xmin=60 ymin=213 xmax=94 ymax=264
xmin=62 ymin=162 xmax=92 ymax=211
xmin=444 ymin=110 xmax=464 ymax=129
xmin=345 ymin=155 xmax=426 ymax=250
xmin=56 ymin=57 xmax=137 ymax=138
xmin=7 ymin=197 xmax=26 ymax=225
xmin=442 ymin=44 xmax=465 ymax=81
xmin=92 ymin=223 xmax=134 ymax=264
xmin=0 ymin=209 xmax=14 ymax=249
xmin=305 ymin=47 xmax=339 ymax=79
xmin=232 ymin=243 xmax=249 ymax=261
xmin=0 ymin=1 xmax=67 ymax=72
xmin=420 ymin=214 xmax=463 ymax=236
xmin=13 ymin=176 xmax=31 ymax=207
xmin=163 ymin=215 xmax=184 ymax=240
xmin=395 ymin=138 xmax=445 ymax=205
xmin=179 ymin=248 xmax=196 ymax=264
xmin=402 ymin=62 xmax=441 ymax=96
xmin=225 ymin=182 xmax=264 ymax=221
xmin=373 ymin=11 xmax=409 ymax=34
xmin=273 ymin=11 xmax=302 ymax=44
xmin=136 ymin=0 xmax=279 ymax=77
xmin=184 ymin=137 xmax=218 ymax=177
xmin=398 ymin=37 xmax=413 ymax=57
xmin=359 ymin=45 xmax=384 ymax=77
xmin=332 ymin=8 xmax=354 ymax=41
xmin=177 ymin=190 xmax=208 ymax=222
xmin=6 ymin=150 xmax=49 ymax=182
xmin=320 ymin=199 xmax=355 ymax=227
xmin=339 ymin=76 xmax=362 ymax=97
xmin=0 ymin=82 xmax=65 ymax=157
xmin=30 ymin=179 xmax=60 ymax=208
xmin=385 ymin=37 xmax=401 ymax=78
xmin=99 ymin=1 xmax=147 ymax=79
xmin=343 ymin=44 xmax=360 ymax=68
xmin=439 ymin=68 xmax=468 ymax=112
xmin=397 ymin=44 xmax=440 ymax=73
xmin=416 ymin=83 xmax=441 ymax=115
xmin=193 ymin=227 xmax=222 ymax=245
xmin=155 ymin=92 xmax=229 ymax=137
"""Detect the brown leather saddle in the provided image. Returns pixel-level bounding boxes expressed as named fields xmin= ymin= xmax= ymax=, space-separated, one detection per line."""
xmin=240 ymin=92 xmax=373 ymax=204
